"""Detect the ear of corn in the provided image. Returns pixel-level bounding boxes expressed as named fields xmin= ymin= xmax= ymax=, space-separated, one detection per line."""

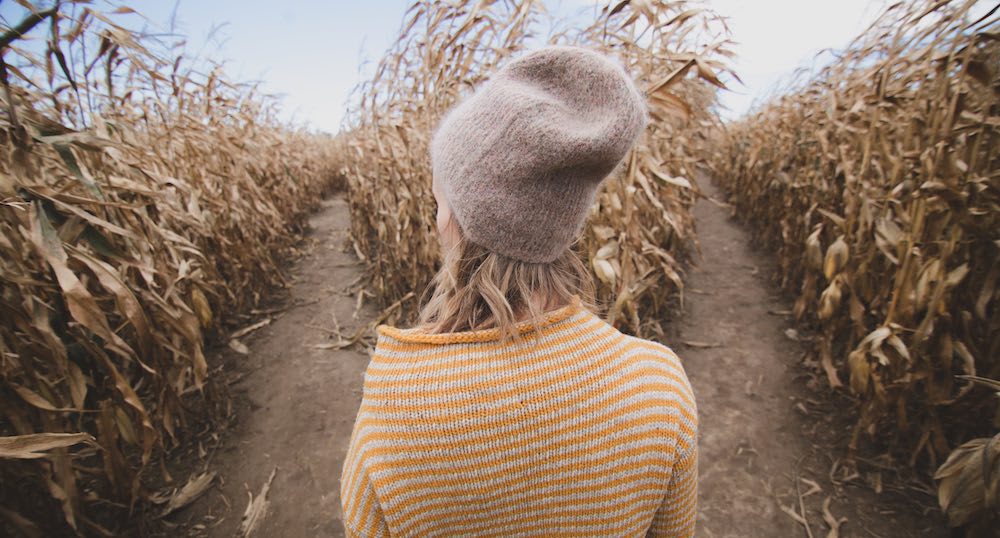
xmin=341 ymin=0 xmax=734 ymax=338
xmin=0 ymin=3 xmax=340 ymax=534
xmin=709 ymin=0 xmax=999 ymax=512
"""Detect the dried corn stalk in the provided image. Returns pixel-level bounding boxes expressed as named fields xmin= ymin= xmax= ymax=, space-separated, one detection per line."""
xmin=342 ymin=0 xmax=733 ymax=337
xmin=711 ymin=0 xmax=999 ymax=469
xmin=935 ymin=376 xmax=1000 ymax=534
xmin=0 ymin=2 xmax=340 ymax=534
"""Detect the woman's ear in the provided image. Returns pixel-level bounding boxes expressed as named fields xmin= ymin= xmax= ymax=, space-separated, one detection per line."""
xmin=438 ymin=206 xmax=461 ymax=252
xmin=433 ymin=182 xmax=461 ymax=251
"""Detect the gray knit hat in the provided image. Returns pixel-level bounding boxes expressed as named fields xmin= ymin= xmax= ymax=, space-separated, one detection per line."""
xmin=430 ymin=46 xmax=648 ymax=263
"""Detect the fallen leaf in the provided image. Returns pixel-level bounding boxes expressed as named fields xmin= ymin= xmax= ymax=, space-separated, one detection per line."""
xmin=682 ymin=340 xmax=722 ymax=349
xmin=231 ymin=318 xmax=272 ymax=340
xmin=228 ymin=339 xmax=249 ymax=355
xmin=238 ymin=468 xmax=277 ymax=537
xmin=314 ymin=341 xmax=351 ymax=350
xmin=822 ymin=496 xmax=846 ymax=538
xmin=159 ymin=471 xmax=217 ymax=517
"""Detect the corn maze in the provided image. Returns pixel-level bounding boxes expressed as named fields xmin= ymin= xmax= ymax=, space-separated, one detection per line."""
xmin=711 ymin=0 xmax=998 ymax=529
xmin=1 ymin=0 xmax=997 ymax=535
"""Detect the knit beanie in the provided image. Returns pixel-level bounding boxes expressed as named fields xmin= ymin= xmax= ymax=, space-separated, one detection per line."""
xmin=430 ymin=46 xmax=648 ymax=263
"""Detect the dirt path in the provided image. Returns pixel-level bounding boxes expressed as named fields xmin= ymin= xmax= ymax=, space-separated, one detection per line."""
xmin=173 ymin=198 xmax=374 ymax=537
xmin=172 ymin=188 xmax=946 ymax=537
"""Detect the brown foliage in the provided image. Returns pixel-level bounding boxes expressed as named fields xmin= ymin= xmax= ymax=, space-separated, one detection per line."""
xmin=711 ymin=0 xmax=999 ymax=473
xmin=0 ymin=3 xmax=339 ymax=534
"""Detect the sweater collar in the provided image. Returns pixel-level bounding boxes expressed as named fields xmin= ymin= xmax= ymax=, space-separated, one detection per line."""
xmin=376 ymin=295 xmax=584 ymax=344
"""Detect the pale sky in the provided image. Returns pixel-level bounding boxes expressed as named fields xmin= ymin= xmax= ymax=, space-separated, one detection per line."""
xmin=709 ymin=0 xmax=885 ymax=119
xmin=2 ymin=1 xmax=888 ymax=132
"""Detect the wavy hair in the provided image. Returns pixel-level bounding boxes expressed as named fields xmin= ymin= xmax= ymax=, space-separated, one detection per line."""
xmin=417 ymin=233 xmax=596 ymax=342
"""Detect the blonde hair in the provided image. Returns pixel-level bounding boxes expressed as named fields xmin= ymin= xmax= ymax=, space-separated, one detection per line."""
xmin=417 ymin=234 xmax=596 ymax=342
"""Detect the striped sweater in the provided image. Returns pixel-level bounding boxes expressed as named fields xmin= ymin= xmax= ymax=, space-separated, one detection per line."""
xmin=340 ymin=298 xmax=698 ymax=537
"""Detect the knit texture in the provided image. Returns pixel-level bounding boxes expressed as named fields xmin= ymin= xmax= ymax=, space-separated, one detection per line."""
xmin=430 ymin=46 xmax=648 ymax=263
xmin=340 ymin=299 xmax=698 ymax=537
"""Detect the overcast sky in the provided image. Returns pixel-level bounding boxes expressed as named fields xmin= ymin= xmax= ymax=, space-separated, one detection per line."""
xmin=2 ymin=1 xmax=887 ymax=133
xmin=709 ymin=0 xmax=885 ymax=118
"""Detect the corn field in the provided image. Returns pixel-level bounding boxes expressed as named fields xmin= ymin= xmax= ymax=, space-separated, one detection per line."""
xmin=3 ymin=0 xmax=999 ymax=534
xmin=0 ymin=3 xmax=340 ymax=535
xmin=711 ymin=0 xmax=998 ymax=485
xmin=340 ymin=0 xmax=734 ymax=338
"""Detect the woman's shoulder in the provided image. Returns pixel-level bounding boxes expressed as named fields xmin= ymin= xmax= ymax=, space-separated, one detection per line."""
xmin=620 ymin=333 xmax=685 ymax=367
xmin=619 ymin=333 xmax=694 ymax=396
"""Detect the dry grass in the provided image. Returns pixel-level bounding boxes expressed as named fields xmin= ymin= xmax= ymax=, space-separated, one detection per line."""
xmin=340 ymin=0 xmax=734 ymax=338
xmin=710 ymin=0 xmax=998 ymax=526
xmin=0 ymin=3 xmax=339 ymax=535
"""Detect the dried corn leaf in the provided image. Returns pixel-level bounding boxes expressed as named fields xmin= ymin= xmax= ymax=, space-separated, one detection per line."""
xmin=0 ymin=433 xmax=95 ymax=459
xmin=709 ymin=2 xmax=1000 ymax=518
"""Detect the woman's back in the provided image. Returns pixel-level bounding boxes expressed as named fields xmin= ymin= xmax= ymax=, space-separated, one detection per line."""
xmin=340 ymin=299 xmax=697 ymax=537
xmin=340 ymin=45 xmax=698 ymax=537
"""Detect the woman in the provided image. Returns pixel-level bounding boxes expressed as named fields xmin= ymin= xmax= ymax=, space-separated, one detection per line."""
xmin=340 ymin=46 xmax=697 ymax=538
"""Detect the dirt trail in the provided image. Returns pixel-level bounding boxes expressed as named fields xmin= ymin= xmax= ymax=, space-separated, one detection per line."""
xmin=175 ymin=198 xmax=374 ymax=537
xmin=173 ymin=188 xmax=945 ymax=537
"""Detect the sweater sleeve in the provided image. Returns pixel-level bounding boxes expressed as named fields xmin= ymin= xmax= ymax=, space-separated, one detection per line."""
xmin=340 ymin=411 xmax=391 ymax=537
xmin=648 ymin=344 xmax=699 ymax=538
xmin=647 ymin=441 xmax=698 ymax=537
xmin=340 ymin=464 xmax=390 ymax=538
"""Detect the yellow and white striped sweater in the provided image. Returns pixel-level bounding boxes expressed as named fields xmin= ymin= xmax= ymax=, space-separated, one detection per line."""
xmin=340 ymin=298 xmax=698 ymax=537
